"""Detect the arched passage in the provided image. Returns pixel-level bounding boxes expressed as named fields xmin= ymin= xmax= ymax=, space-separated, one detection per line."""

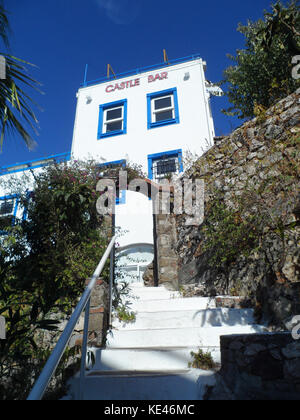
xmin=97 ymin=165 xmax=177 ymax=289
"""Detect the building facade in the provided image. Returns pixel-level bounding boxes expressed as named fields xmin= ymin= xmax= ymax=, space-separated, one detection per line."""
xmin=72 ymin=55 xmax=215 ymax=177
xmin=0 ymin=55 xmax=220 ymax=284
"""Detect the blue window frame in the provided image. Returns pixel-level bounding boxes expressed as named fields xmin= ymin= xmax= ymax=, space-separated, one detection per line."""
xmin=147 ymin=88 xmax=179 ymax=130
xmin=0 ymin=194 xmax=20 ymax=234
xmin=147 ymin=149 xmax=183 ymax=180
xmin=98 ymin=99 xmax=127 ymax=139
xmin=98 ymin=160 xmax=127 ymax=205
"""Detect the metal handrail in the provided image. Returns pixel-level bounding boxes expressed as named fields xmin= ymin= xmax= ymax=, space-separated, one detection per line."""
xmin=27 ymin=236 xmax=116 ymax=401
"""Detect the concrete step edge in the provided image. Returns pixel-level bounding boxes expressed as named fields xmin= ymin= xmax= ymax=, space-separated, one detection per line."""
xmin=114 ymin=308 xmax=254 ymax=315
xmin=86 ymin=369 xmax=192 ymax=377
xmin=109 ymin=324 xmax=264 ymax=333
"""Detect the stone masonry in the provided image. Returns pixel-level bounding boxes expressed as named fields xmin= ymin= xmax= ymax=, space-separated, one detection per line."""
xmin=207 ymin=332 xmax=300 ymax=400
xmin=155 ymin=214 xmax=179 ymax=290
xmin=174 ymin=88 xmax=300 ymax=328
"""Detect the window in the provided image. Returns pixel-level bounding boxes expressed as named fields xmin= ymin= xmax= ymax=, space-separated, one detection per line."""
xmin=148 ymin=149 xmax=183 ymax=181
xmin=0 ymin=195 xmax=19 ymax=233
xmin=147 ymin=88 xmax=179 ymax=129
xmin=0 ymin=200 xmax=14 ymax=216
xmin=98 ymin=100 xmax=127 ymax=139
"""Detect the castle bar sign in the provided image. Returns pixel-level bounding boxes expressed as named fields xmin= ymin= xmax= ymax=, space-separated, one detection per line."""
xmin=105 ymin=72 xmax=168 ymax=93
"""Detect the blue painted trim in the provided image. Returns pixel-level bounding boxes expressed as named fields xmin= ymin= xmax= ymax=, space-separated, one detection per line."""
xmin=21 ymin=190 xmax=32 ymax=221
xmin=81 ymin=54 xmax=202 ymax=88
xmin=13 ymin=197 xmax=19 ymax=220
xmin=98 ymin=99 xmax=127 ymax=140
xmin=0 ymin=152 xmax=71 ymax=177
xmin=98 ymin=159 xmax=127 ymax=169
xmin=118 ymin=190 xmax=126 ymax=205
xmin=147 ymin=88 xmax=180 ymax=130
xmin=147 ymin=149 xmax=183 ymax=180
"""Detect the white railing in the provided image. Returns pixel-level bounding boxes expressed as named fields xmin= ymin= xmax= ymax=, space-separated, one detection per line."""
xmin=27 ymin=236 xmax=116 ymax=401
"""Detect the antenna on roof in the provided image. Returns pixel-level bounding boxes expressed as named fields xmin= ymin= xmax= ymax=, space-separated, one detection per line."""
xmin=83 ymin=64 xmax=88 ymax=86
xmin=163 ymin=49 xmax=169 ymax=65
xmin=107 ymin=64 xmax=117 ymax=79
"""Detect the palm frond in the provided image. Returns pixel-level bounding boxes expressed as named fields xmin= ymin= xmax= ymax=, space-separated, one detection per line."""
xmin=0 ymin=53 xmax=42 ymax=151
xmin=0 ymin=1 xmax=10 ymax=48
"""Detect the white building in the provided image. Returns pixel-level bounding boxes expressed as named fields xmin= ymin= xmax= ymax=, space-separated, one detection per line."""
xmin=72 ymin=55 xmax=215 ymax=173
xmin=0 ymin=54 xmax=220 ymax=283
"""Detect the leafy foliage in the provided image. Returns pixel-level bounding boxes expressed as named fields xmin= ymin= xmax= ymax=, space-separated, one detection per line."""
xmin=0 ymin=0 xmax=41 ymax=150
xmin=0 ymin=160 xmax=110 ymax=400
xmin=188 ymin=349 xmax=216 ymax=370
xmin=222 ymin=1 xmax=300 ymax=119
xmin=202 ymin=157 xmax=298 ymax=276
xmin=202 ymin=193 xmax=262 ymax=268
xmin=0 ymin=1 xmax=10 ymax=48
xmin=116 ymin=305 xmax=136 ymax=324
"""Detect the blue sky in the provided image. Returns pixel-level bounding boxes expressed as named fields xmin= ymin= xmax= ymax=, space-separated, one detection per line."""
xmin=1 ymin=0 xmax=275 ymax=167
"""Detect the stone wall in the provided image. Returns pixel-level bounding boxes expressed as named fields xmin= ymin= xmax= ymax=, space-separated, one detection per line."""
xmin=175 ymin=88 xmax=300 ymax=328
xmin=154 ymin=214 xmax=179 ymax=290
xmin=72 ymin=278 xmax=109 ymax=348
xmin=38 ymin=278 xmax=109 ymax=352
xmin=207 ymin=332 xmax=300 ymax=400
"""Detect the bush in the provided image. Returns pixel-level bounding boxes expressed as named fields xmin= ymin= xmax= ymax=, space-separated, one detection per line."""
xmin=0 ymin=160 xmax=110 ymax=400
xmin=222 ymin=1 xmax=300 ymax=119
xmin=188 ymin=350 xmax=216 ymax=370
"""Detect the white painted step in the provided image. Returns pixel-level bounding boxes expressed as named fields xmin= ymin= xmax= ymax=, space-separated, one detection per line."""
xmin=112 ymin=308 xmax=255 ymax=330
xmin=129 ymin=289 xmax=181 ymax=301
xmin=107 ymin=325 xmax=267 ymax=348
xmin=129 ymin=296 xmax=216 ymax=312
xmin=68 ymin=369 xmax=216 ymax=400
xmin=88 ymin=346 xmax=222 ymax=371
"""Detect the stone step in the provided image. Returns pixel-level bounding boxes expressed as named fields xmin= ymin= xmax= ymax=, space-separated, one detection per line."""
xmin=128 ymin=288 xmax=181 ymax=301
xmin=67 ymin=369 xmax=216 ymax=400
xmin=112 ymin=308 xmax=255 ymax=330
xmin=107 ymin=325 xmax=267 ymax=348
xmin=129 ymin=296 xmax=216 ymax=312
xmin=87 ymin=346 xmax=222 ymax=371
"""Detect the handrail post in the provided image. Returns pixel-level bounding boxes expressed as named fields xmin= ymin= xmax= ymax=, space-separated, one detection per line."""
xmin=109 ymin=246 xmax=114 ymax=327
xmin=78 ymin=297 xmax=91 ymax=400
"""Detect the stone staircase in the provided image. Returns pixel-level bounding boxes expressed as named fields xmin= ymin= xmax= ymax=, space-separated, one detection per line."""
xmin=67 ymin=283 xmax=266 ymax=400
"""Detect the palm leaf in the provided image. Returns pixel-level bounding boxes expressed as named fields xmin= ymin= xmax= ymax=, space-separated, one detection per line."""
xmin=0 ymin=1 xmax=10 ymax=48
xmin=0 ymin=53 xmax=42 ymax=151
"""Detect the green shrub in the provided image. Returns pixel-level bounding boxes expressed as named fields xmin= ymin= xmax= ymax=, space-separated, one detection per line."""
xmin=0 ymin=160 xmax=110 ymax=400
xmin=188 ymin=350 xmax=216 ymax=370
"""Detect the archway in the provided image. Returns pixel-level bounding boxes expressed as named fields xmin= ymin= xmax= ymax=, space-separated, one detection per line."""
xmin=97 ymin=164 xmax=177 ymax=289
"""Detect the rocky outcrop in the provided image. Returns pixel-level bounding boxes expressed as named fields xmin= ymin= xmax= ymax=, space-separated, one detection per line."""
xmin=176 ymin=88 xmax=300 ymax=328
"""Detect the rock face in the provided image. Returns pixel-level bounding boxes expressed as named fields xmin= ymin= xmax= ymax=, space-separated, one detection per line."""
xmin=175 ymin=88 xmax=300 ymax=328
xmin=206 ymin=332 xmax=300 ymax=400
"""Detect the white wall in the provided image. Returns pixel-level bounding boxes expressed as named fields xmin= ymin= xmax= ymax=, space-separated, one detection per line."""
xmin=116 ymin=191 xmax=153 ymax=247
xmin=71 ymin=58 xmax=215 ymax=173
